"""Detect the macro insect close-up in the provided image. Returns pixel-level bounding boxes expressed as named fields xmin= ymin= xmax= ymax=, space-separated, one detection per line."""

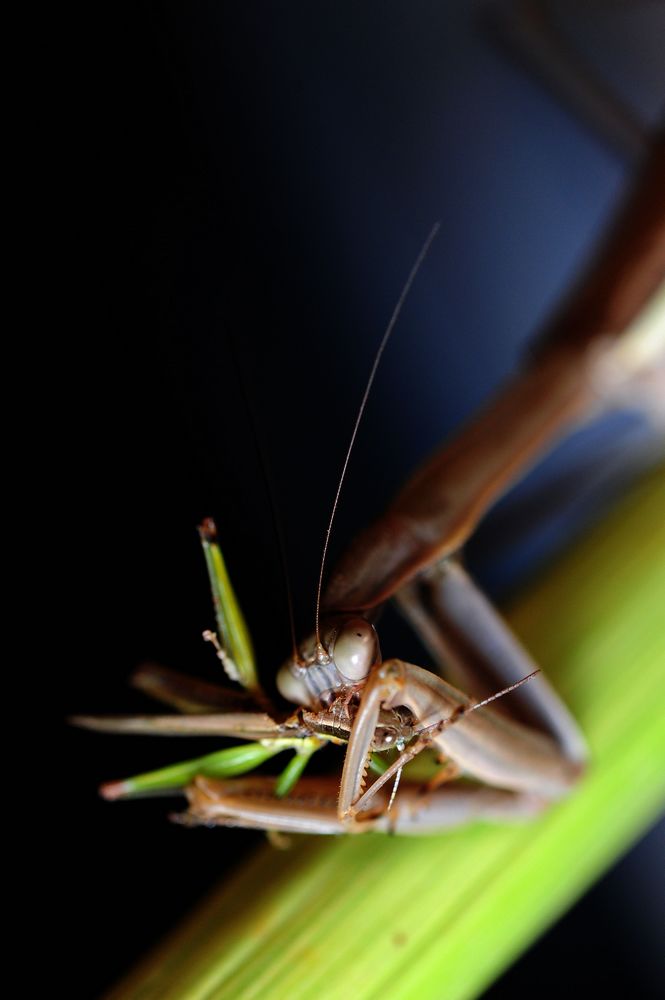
xmin=65 ymin=4 xmax=665 ymax=998
xmin=76 ymin=175 xmax=663 ymax=835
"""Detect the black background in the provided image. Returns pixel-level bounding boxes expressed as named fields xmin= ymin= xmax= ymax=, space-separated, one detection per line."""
xmin=55 ymin=2 xmax=664 ymax=996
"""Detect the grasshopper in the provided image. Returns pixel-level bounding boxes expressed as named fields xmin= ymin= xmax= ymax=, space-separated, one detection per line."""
xmin=75 ymin=132 xmax=665 ymax=835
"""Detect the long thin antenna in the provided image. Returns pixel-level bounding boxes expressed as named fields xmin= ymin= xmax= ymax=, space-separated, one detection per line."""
xmin=314 ymin=223 xmax=441 ymax=655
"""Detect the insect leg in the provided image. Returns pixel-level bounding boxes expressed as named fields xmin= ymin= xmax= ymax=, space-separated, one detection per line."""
xmin=394 ymin=558 xmax=587 ymax=764
xmin=177 ymin=775 xmax=545 ymax=835
xmin=180 ymin=776 xmax=360 ymax=835
xmin=70 ymin=710 xmax=296 ymax=740
xmin=338 ymin=658 xmax=582 ymax=825
xmin=130 ymin=661 xmax=257 ymax=713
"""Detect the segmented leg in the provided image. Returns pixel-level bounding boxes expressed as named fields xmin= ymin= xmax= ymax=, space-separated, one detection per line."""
xmin=130 ymin=661 xmax=256 ymax=713
xmin=71 ymin=710 xmax=297 ymax=740
xmin=394 ymin=559 xmax=587 ymax=763
xmin=180 ymin=775 xmax=545 ymax=835
xmin=338 ymin=658 xmax=584 ymax=824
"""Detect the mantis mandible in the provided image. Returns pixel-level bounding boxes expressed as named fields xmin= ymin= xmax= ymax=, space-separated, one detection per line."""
xmin=76 ymin=131 xmax=665 ymax=836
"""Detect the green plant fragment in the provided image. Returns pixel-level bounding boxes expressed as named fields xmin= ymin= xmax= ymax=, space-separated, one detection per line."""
xmin=105 ymin=742 xmax=289 ymax=798
xmin=199 ymin=519 xmax=259 ymax=694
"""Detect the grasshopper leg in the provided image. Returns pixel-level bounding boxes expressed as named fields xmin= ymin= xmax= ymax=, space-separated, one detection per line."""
xmin=178 ymin=774 xmax=546 ymax=835
xmin=129 ymin=661 xmax=256 ymax=713
xmin=70 ymin=710 xmax=297 ymax=741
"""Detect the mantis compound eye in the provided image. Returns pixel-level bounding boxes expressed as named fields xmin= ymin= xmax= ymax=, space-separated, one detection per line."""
xmin=331 ymin=618 xmax=379 ymax=682
xmin=276 ymin=662 xmax=311 ymax=706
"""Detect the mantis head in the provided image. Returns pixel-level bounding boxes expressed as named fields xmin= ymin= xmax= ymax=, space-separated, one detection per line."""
xmin=276 ymin=616 xmax=380 ymax=708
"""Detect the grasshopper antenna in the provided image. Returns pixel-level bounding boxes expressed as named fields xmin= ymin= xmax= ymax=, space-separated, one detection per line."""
xmin=314 ymin=223 xmax=441 ymax=658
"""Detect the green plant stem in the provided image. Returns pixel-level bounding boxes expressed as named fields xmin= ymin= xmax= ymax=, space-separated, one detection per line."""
xmin=108 ymin=468 xmax=665 ymax=1000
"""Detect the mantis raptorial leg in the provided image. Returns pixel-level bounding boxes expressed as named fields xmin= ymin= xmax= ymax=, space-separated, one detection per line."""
xmin=77 ymin=131 xmax=665 ymax=834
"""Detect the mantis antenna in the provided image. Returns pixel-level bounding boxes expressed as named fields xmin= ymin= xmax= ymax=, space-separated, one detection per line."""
xmin=314 ymin=222 xmax=441 ymax=657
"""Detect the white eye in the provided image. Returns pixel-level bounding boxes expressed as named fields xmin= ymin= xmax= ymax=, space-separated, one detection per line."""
xmin=276 ymin=663 xmax=310 ymax=705
xmin=332 ymin=618 xmax=378 ymax=682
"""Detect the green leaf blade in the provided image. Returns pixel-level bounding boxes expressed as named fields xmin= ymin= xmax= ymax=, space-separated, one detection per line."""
xmin=101 ymin=742 xmax=288 ymax=799
xmin=198 ymin=518 xmax=259 ymax=695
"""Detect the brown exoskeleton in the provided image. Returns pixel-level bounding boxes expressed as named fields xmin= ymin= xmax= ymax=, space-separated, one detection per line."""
xmin=76 ymin=132 xmax=665 ymax=835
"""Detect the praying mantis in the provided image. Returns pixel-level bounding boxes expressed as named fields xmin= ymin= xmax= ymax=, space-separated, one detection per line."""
xmin=75 ymin=131 xmax=665 ymax=836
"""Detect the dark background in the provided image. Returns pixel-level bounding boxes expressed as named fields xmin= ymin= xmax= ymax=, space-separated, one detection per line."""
xmin=57 ymin=2 xmax=664 ymax=996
